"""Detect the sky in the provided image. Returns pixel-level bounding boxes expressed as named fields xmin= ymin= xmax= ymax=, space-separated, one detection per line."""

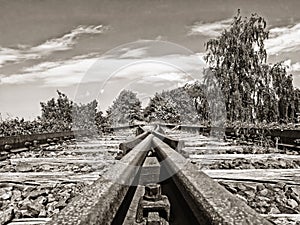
xmin=1 ymin=0 xmax=300 ymax=119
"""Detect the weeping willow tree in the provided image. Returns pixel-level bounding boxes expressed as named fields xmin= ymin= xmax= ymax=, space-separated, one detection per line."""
xmin=184 ymin=81 xmax=209 ymax=121
xmin=270 ymin=63 xmax=296 ymax=123
xmin=205 ymin=10 xmax=299 ymax=123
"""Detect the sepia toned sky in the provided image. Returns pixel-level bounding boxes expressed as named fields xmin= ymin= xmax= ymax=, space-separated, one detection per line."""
xmin=1 ymin=0 xmax=300 ymax=119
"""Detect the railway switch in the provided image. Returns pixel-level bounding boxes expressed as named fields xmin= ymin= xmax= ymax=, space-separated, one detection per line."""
xmin=136 ymin=183 xmax=170 ymax=224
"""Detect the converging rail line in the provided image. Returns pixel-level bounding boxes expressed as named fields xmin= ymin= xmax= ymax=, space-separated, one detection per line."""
xmin=45 ymin=125 xmax=272 ymax=225
xmin=1 ymin=124 xmax=300 ymax=224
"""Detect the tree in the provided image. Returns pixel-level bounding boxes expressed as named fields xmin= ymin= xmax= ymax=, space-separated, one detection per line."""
xmin=40 ymin=91 xmax=105 ymax=131
xmin=72 ymin=100 xmax=98 ymax=130
xmin=40 ymin=90 xmax=73 ymax=131
xmin=184 ymin=81 xmax=209 ymax=121
xmin=295 ymin=89 xmax=300 ymax=123
xmin=270 ymin=63 xmax=296 ymax=123
xmin=144 ymin=93 xmax=179 ymax=123
xmin=204 ymin=10 xmax=300 ymax=124
xmin=143 ymin=82 xmax=211 ymax=124
xmin=160 ymin=87 xmax=200 ymax=123
xmin=205 ymin=10 xmax=269 ymax=122
xmin=106 ymin=90 xmax=142 ymax=126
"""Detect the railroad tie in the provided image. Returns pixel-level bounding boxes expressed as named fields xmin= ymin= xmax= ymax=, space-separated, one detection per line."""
xmin=139 ymin=155 xmax=160 ymax=185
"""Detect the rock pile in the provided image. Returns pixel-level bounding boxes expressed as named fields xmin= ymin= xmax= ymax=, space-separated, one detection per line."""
xmin=229 ymin=146 xmax=284 ymax=154
xmin=0 ymin=182 xmax=86 ymax=223
xmin=220 ymin=181 xmax=300 ymax=214
xmin=215 ymin=146 xmax=297 ymax=155
xmin=0 ymin=140 xmax=96 ymax=224
xmin=191 ymin=146 xmax=298 ymax=157
xmin=0 ymin=160 xmax=94 ymax=173
xmin=209 ymin=158 xmax=300 ymax=169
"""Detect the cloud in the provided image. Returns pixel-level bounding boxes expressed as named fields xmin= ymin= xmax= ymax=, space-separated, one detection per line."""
xmin=284 ymin=59 xmax=300 ymax=72
xmin=113 ymin=61 xmax=180 ymax=79
xmin=0 ymin=24 xmax=108 ymax=68
xmin=0 ymin=73 xmax=38 ymax=85
xmin=0 ymin=37 xmax=208 ymax=90
xmin=102 ymin=54 xmax=205 ymax=82
xmin=0 ymin=47 xmax=38 ymax=67
xmin=266 ymin=23 xmax=300 ymax=55
xmin=31 ymin=25 xmax=108 ymax=53
xmin=188 ymin=18 xmax=232 ymax=36
xmin=104 ymin=44 xmax=149 ymax=59
xmin=23 ymin=61 xmax=64 ymax=73
xmin=0 ymin=55 xmax=97 ymax=86
xmin=136 ymin=72 xmax=190 ymax=85
xmin=291 ymin=62 xmax=300 ymax=72
xmin=188 ymin=18 xmax=300 ymax=57
xmin=0 ymin=52 xmax=206 ymax=88
xmin=119 ymin=47 xmax=148 ymax=59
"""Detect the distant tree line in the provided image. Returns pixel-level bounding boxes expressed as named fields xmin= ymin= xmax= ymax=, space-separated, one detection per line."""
xmin=2 ymin=11 xmax=300 ymax=137
xmin=106 ymin=90 xmax=142 ymax=126
xmin=39 ymin=91 xmax=106 ymax=132
xmin=120 ymin=11 xmax=300 ymax=125
xmin=143 ymin=82 xmax=208 ymax=124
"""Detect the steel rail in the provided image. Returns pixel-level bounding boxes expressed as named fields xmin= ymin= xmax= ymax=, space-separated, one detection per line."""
xmin=47 ymin=132 xmax=153 ymax=225
xmin=152 ymin=135 xmax=274 ymax=225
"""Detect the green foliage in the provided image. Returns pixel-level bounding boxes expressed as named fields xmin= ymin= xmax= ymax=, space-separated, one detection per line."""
xmin=72 ymin=100 xmax=98 ymax=130
xmin=184 ymin=81 xmax=209 ymax=121
xmin=270 ymin=63 xmax=296 ymax=122
xmin=40 ymin=91 xmax=73 ymax=131
xmin=144 ymin=93 xmax=180 ymax=123
xmin=144 ymin=82 xmax=210 ymax=124
xmin=40 ymin=91 xmax=104 ymax=131
xmin=106 ymin=90 xmax=142 ymax=126
xmin=0 ymin=118 xmax=43 ymax=136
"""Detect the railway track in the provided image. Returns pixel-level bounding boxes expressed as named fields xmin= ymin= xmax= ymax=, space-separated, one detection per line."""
xmin=1 ymin=124 xmax=300 ymax=224
xmin=0 ymin=127 xmax=136 ymax=225
xmin=163 ymin=126 xmax=300 ymax=225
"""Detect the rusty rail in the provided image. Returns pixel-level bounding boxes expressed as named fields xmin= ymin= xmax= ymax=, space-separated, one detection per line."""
xmin=153 ymin=135 xmax=273 ymax=225
xmin=47 ymin=133 xmax=153 ymax=225
xmin=158 ymin=123 xmax=300 ymax=150
xmin=0 ymin=130 xmax=96 ymax=152
xmin=44 ymin=125 xmax=274 ymax=225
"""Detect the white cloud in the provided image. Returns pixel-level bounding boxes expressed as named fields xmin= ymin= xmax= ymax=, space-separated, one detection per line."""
xmin=0 ymin=47 xmax=38 ymax=67
xmin=31 ymin=25 xmax=108 ymax=53
xmin=119 ymin=47 xmax=148 ymax=59
xmin=0 ymin=36 xmax=207 ymax=89
xmin=0 ymin=48 xmax=20 ymax=65
xmin=113 ymin=61 xmax=179 ymax=79
xmin=104 ymin=45 xmax=149 ymax=59
xmin=137 ymin=72 xmax=189 ymax=84
xmin=101 ymin=54 xmax=205 ymax=82
xmin=0 ymin=73 xmax=38 ymax=85
xmin=266 ymin=23 xmax=300 ymax=55
xmin=188 ymin=18 xmax=232 ymax=36
xmin=188 ymin=18 xmax=300 ymax=57
xmin=0 ymin=24 xmax=108 ymax=68
xmin=291 ymin=62 xmax=300 ymax=72
xmin=34 ymin=57 xmax=97 ymax=87
xmin=284 ymin=59 xmax=300 ymax=72
xmin=0 ymin=55 xmax=97 ymax=86
xmin=23 ymin=61 xmax=63 ymax=73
